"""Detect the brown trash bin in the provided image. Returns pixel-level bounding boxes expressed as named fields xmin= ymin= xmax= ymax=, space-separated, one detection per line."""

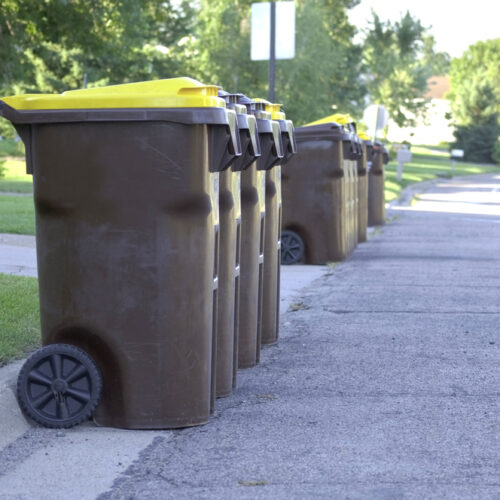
xmin=357 ymin=133 xmax=373 ymax=242
xmin=368 ymin=141 xmax=386 ymax=226
xmin=256 ymin=102 xmax=296 ymax=346
xmin=282 ymin=121 xmax=349 ymax=264
xmin=0 ymin=78 xmax=239 ymax=429
xmin=341 ymin=126 xmax=361 ymax=255
xmin=236 ymin=97 xmax=283 ymax=368
xmin=313 ymin=113 xmax=360 ymax=257
xmin=215 ymin=91 xmax=260 ymax=397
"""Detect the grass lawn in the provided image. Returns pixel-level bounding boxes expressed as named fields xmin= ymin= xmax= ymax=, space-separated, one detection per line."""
xmin=384 ymin=146 xmax=499 ymax=202
xmin=0 ymin=156 xmax=33 ymax=193
xmin=0 ymin=273 xmax=40 ymax=366
xmin=0 ymin=195 xmax=35 ymax=235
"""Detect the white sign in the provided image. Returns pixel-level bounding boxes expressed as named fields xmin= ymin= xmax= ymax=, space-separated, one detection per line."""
xmin=451 ymin=149 xmax=464 ymax=158
xmin=251 ymin=2 xmax=295 ymax=61
xmin=363 ymin=104 xmax=389 ymax=139
xmin=397 ymin=148 xmax=412 ymax=163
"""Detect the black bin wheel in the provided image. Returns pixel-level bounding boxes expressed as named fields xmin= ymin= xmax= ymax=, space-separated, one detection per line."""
xmin=281 ymin=230 xmax=305 ymax=265
xmin=17 ymin=343 xmax=102 ymax=428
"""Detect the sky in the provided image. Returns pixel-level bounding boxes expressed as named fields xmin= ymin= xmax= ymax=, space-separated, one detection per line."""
xmin=348 ymin=0 xmax=500 ymax=58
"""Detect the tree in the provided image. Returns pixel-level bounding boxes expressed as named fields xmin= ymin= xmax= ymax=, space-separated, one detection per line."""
xmin=448 ymin=39 xmax=500 ymax=163
xmin=449 ymin=79 xmax=499 ymax=163
xmin=184 ymin=0 xmax=266 ymax=98
xmin=0 ymin=0 xmax=195 ymax=137
xmin=276 ymin=0 xmax=365 ymax=124
xmin=448 ymin=39 xmax=500 ymax=122
xmin=453 ymin=114 xmax=499 ymax=164
xmin=421 ymin=34 xmax=450 ymax=76
xmin=1 ymin=0 xmax=196 ymax=92
xmin=189 ymin=0 xmax=365 ymax=125
xmin=362 ymin=11 xmax=448 ymax=127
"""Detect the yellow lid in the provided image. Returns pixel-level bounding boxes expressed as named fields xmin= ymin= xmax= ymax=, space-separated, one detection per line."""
xmin=305 ymin=113 xmax=354 ymax=127
xmin=358 ymin=132 xmax=370 ymax=141
xmin=1 ymin=77 xmax=225 ymax=111
xmin=253 ymin=98 xmax=286 ymax=120
xmin=252 ymin=98 xmax=271 ymax=105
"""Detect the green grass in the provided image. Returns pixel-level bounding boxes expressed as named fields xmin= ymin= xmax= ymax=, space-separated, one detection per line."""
xmin=0 ymin=273 xmax=40 ymax=366
xmin=384 ymin=146 xmax=499 ymax=202
xmin=0 ymin=195 xmax=35 ymax=235
xmin=0 ymin=156 xmax=32 ymax=193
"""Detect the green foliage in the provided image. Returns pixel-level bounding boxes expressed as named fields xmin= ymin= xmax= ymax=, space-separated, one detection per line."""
xmin=277 ymin=0 xmax=365 ymax=123
xmin=0 ymin=273 xmax=40 ymax=365
xmin=449 ymin=78 xmax=498 ymax=127
xmin=0 ymin=138 xmax=25 ymax=157
xmin=362 ymin=11 xmax=447 ymax=127
xmin=188 ymin=0 xmax=364 ymax=124
xmin=0 ymin=0 xmax=451 ymax=130
xmin=185 ymin=0 xmax=264 ymax=96
xmin=0 ymin=0 xmax=195 ymax=95
xmin=448 ymin=39 xmax=500 ymax=121
xmin=492 ymin=141 xmax=500 ymax=165
xmin=0 ymin=120 xmax=18 ymax=140
xmin=421 ymin=35 xmax=450 ymax=76
xmin=447 ymin=41 xmax=500 ymax=164
xmin=1 ymin=0 xmax=197 ymax=138
xmin=0 ymin=160 xmax=5 ymax=179
xmin=453 ymin=114 xmax=499 ymax=164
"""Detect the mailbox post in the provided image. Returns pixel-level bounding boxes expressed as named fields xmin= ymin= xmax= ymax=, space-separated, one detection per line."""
xmin=451 ymin=149 xmax=464 ymax=176
xmin=396 ymin=145 xmax=412 ymax=181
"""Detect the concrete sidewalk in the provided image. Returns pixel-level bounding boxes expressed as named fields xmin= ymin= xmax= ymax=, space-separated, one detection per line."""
xmin=0 ymin=234 xmax=37 ymax=277
xmin=0 ymin=173 xmax=499 ymax=499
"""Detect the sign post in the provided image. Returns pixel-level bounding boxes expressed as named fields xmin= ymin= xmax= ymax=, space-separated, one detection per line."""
xmin=269 ymin=2 xmax=276 ymax=102
xmin=450 ymin=149 xmax=464 ymax=176
xmin=396 ymin=146 xmax=412 ymax=181
xmin=362 ymin=104 xmax=389 ymax=142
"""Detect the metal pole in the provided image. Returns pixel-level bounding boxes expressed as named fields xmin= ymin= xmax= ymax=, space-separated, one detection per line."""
xmin=397 ymin=160 xmax=403 ymax=182
xmin=269 ymin=1 xmax=276 ymax=102
xmin=373 ymin=104 xmax=379 ymax=142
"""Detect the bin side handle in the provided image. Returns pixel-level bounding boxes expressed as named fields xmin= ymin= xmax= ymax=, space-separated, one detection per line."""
xmin=0 ymin=101 xmax=22 ymax=123
xmin=16 ymin=125 xmax=34 ymax=175
xmin=0 ymin=102 xmax=34 ymax=175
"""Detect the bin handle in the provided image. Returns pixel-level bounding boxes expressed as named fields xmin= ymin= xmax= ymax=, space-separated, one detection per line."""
xmin=0 ymin=101 xmax=23 ymax=123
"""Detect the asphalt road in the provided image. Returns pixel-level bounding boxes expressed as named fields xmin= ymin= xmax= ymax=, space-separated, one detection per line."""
xmin=0 ymin=173 xmax=499 ymax=499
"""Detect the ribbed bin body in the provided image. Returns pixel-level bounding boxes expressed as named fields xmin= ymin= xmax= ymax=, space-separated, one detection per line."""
xmin=357 ymin=140 xmax=372 ymax=242
xmin=261 ymin=118 xmax=296 ymax=345
xmin=368 ymin=142 xmax=386 ymax=226
xmin=237 ymin=103 xmax=282 ymax=368
xmin=0 ymin=92 xmax=235 ymax=429
xmin=238 ymin=165 xmax=265 ymax=368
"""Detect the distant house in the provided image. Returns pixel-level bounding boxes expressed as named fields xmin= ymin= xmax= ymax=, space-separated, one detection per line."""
xmin=388 ymin=75 xmax=455 ymax=146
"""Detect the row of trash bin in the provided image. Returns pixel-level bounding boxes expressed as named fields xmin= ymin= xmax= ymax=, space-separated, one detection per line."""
xmin=282 ymin=116 xmax=389 ymax=264
xmin=0 ymin=77 xmax=388 ymax=430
